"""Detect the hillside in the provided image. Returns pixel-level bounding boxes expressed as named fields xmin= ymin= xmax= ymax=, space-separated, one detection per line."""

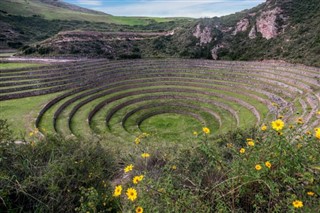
xmin=150 ymin=0 xmax=320 ymax=66
xmin=210 ymin=0 xmax=320 ymax=66
xmin=0 ymin=0 xmax=184 ymax=24
xmin=0 ymin=0 xmax=189 ymax=51
xmin=0 ymin=0 xmax=110 ymax=21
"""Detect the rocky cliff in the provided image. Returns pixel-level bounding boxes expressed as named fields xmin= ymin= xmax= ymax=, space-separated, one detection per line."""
xmin=185 ymin=0 xmax=320 ymax=66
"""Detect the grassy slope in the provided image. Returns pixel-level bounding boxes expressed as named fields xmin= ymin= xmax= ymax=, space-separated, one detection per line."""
xmin=0 ymin=63 xmax=42 ymax=70
xmin=0 ymin=0 xmax=181 ymax=26
xmin=0 ymin=92 xmax=62 ymax=137
xmin=0 ymin=62 xmax=60 ymax=136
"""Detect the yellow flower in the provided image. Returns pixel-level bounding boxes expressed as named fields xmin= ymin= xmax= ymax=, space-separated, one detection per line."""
xmin=133 ymin=175 xmax=144 ymax=184
xmin=193 ymin=131 xmax=198 ymax=136
xmin=113 ymin=185 xmax=122 ymax=197
xmin=255 ymin=164 xmax=262 ymax=171
xmin=202 ymin=127 xmax=210 ymax=134
xmin=124 ymin=164 xmax=134 ymax=173
xmin=247 ymin=141 xmax=255 ymax=147
xmin=246 ymin=138 xmax=253 ymax=141
xmin=277 ymin=132 xmax=283 ymax=136
xmin=141 ymin=153 xmax=150 ymax=158
xmin=135 ymin=138 xmax=141 ymax=144
xmin=316 ymin=131 xmax=320 ymax=139
xmin=239 ymin=148 xmax=245 ymax=154
xmin=136 ymin=206 xmax=143 ymax=213
xmin=261 ymin=125 xmax=267 ymax=131
xmin=314 ymin=127 xmax=319 ymax=132
xmin=126 ymin=188 xmax=137 ymax=202
xmin=306 ymin=130 xmax=311 ymax=135
xmin=172 ymin=165 xmax=177 ymax=170
xmin=265 ymin=161 xmax=271 ymax=169
xmin=278 ymin=115 xmax=284 ymax=119
xmin=296 ymin=117 xmax=303 ymax=124
xmin=29 ymin=132 xmax=34 ymax=137
xmin=289 ymin=125 xmax=294 ymax=129
xmin=133 ymin=176 xmax=140 ymax=184
xmin=271 ymin=119 xmax=285 ymax=131
xmin=307 ymin=191 xmax=315 ymax=196
xmin=292 ymin=200 xmax=303 ymax=208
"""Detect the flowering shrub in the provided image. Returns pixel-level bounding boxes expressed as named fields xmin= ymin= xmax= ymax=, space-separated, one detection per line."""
xmin=1 ymin=118 xmax=319 ymax=212
xmin=112 ymin=119 xmax=319 ymax=212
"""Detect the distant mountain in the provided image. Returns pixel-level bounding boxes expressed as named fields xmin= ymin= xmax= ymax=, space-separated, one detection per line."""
xmin=37 ymin=0 xmax=106 ymax=15
xmin=0 ymin=0 xmax=109 ymax=18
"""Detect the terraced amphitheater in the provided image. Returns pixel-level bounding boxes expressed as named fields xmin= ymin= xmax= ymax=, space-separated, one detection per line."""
xmin=1 ymin=59 xmax=319 ymax=142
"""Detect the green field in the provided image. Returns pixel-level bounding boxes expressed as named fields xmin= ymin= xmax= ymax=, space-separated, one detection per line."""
xmin=0 ymin=0 xmax=185 ymax=26
xmin=0 ymin=62 xmax=43 ymax=70
xmin=0 ymin=92 xmax=61 ymax=136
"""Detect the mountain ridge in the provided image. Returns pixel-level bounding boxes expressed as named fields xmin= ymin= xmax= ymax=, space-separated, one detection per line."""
xmin=38 ymin=0 xmax=107 ymax=15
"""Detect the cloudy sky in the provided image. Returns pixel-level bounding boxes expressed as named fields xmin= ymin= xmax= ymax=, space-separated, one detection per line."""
xmin=64 ymin=0 xmax=265 ymax=18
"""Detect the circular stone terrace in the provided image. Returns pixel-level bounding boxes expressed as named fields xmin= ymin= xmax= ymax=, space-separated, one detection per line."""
xmin=0 ymin=59 xmax=319 ymax=142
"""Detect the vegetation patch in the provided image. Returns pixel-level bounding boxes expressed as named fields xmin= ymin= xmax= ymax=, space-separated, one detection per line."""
xmin=1 ymin=117 xmax=319 ymax=212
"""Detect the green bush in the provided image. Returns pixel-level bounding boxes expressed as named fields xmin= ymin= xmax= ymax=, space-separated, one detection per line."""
xmin=112 ymin=123 xmax=320 ymax=212
xmin=1 ymin=119 xmax=319 ymax=212
xmin=0 ymin=120 xmax=119 ymax=212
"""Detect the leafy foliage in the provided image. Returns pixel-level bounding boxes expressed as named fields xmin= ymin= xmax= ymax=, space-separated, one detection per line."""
xmin=0 ymin=120 xmax=119 ymax=212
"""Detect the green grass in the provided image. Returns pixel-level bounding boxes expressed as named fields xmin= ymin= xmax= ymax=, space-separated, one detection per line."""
xmin=0 ymin=62 xmax=43 ymax=70
xmin=107 ymin=16 xmax=180 ymax=26
xmin=0 ymin=0 xmax=183 ymax=26
xmin=0 ymin=92 xmax=62 ymax=136
xmin=139 ymin=113 xmax=203 ymax=141
xmin=28 ymin=79 xmax=270 ymax=141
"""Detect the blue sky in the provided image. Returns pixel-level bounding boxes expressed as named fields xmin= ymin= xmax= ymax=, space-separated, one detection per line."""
xmin=64 ymin=0 xmax=265 ymax=18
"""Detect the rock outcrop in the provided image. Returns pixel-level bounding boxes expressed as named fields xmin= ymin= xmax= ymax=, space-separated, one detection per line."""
xmin=256 ymin=7 xmax=285 ymax=40
xmin=193 ymin=24 xmax=212 ymax=45
xmin=248 ymin=26 xmax=257 ymax=39
xmin=211 ymin=44 xmax=224 ymax=60
xmin=232 ymin=18 xmax=250 ymax=35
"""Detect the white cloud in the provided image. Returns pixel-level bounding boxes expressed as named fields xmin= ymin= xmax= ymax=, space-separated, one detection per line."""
xmin=91 ymin=0 xmax=265 ymax=18
xmin=77 ymin=0 xmax=102 ymax=6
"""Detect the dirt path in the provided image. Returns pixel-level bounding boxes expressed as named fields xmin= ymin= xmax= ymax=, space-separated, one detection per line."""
xmin=4 ymin=57 xmax=84 ymax=63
